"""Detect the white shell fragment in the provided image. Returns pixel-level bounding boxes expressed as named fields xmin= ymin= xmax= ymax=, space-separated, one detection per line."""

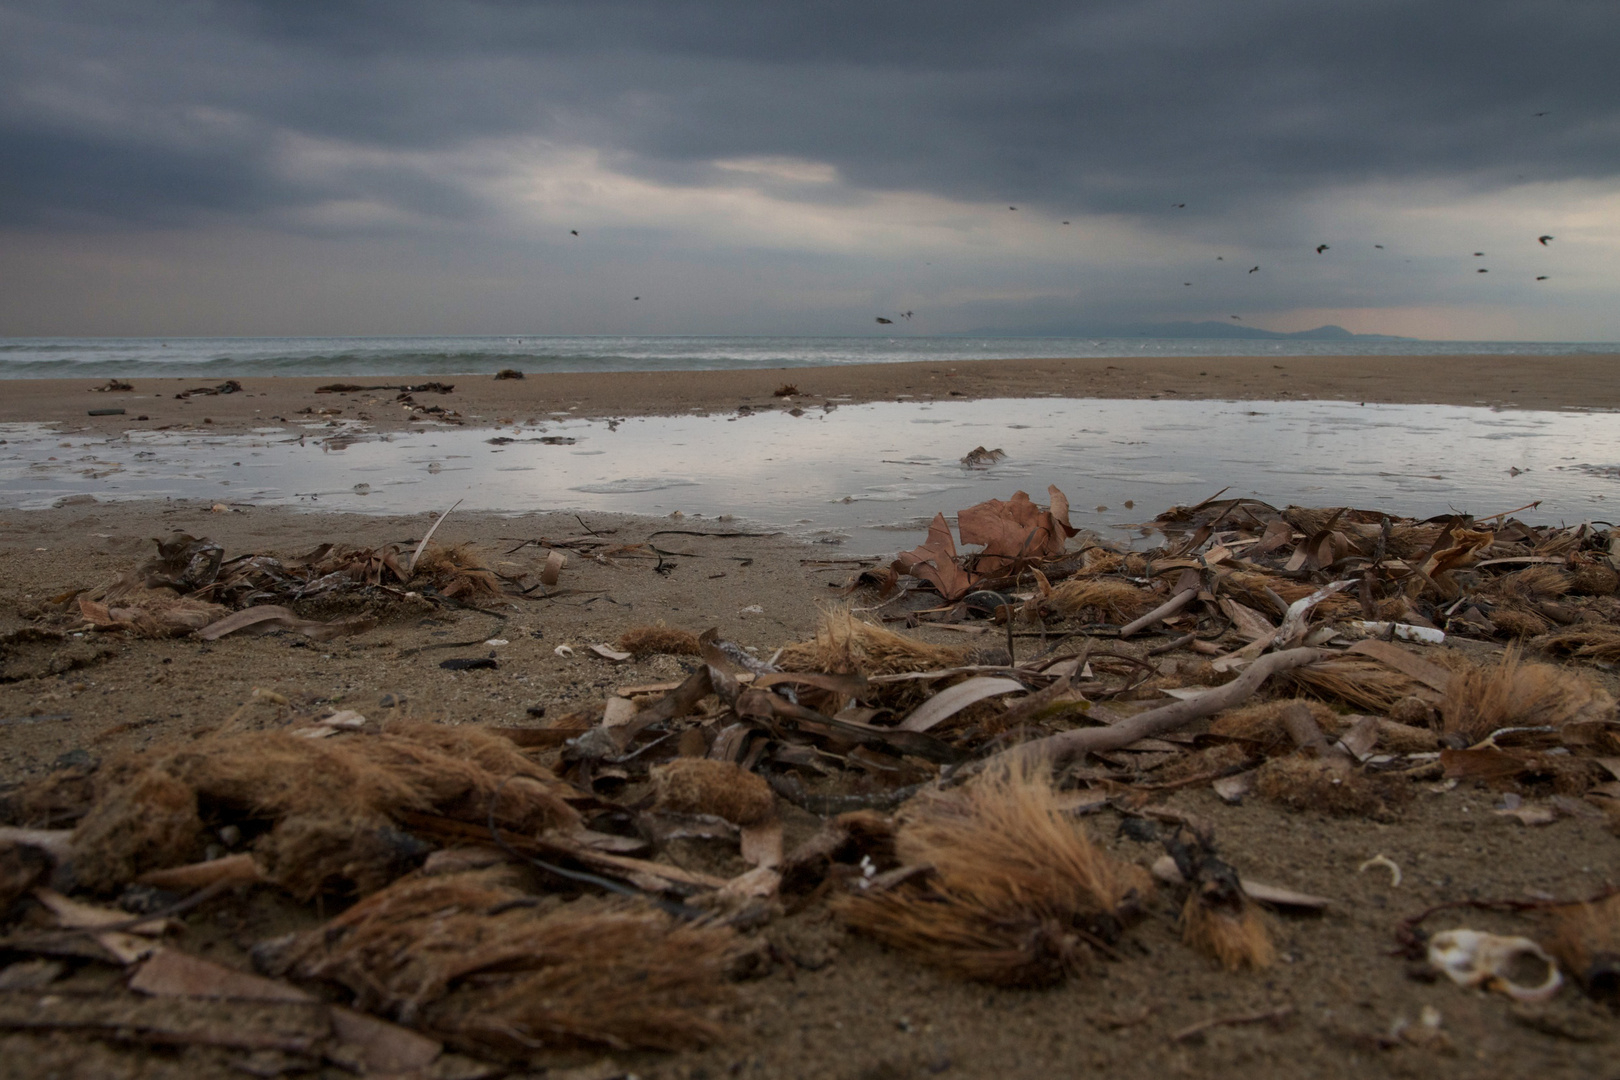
xmin=1427 ymin=929 xmax=1563 ymax=1002
xmin=1348 ymin=621 xmax=1446 ymax=644
xmin=553 ymin=644 xmax=575 ymax=658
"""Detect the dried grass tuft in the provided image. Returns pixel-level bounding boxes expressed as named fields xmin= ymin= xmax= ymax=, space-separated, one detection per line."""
xmin=1569 ymin=563 xmax=1620 ymax=596
xmin=1253 ymin=757 xmax=1406 ymax=820
xmin=1209 ymin=700 xmax=1347 ymax=754
xmin=67 ymin=771 xmax=202 ymax=891
xmin=1074 ymin=551 xmax=1125 ymax=577
xmin=1285 ymin=656 xmax=1426 ymax=713
xmin=1151 ymin=743 xmax=1254 ymax=783
xmin=1533 ymin=625 xmax=1620 ymax=664
xmin=651 ymin=759 xmax=775 ymax=826
xmin=1181 ymin=887 xmax=1275 ymax=971
xmin=1045 ymin=579 xmax=1156 ymax=621
xmin=281 ymin=870 xmax=742 ymax=1054
xmin=1440 ymin=645 xmax=1615 ymax=744
xmin=1491 ymin=565 xmax=1572 ymax=600
xmin=778 ymin=606 xmax=969 ymax=675
xmin=1489 ymin=604 xmax=1552 ymax=638
xmin=1546 ymin=894 xmax=1620 ymax=1002
xmin=67 ymin=723 xmax=579 ymax=898
xmin=617 ymin=624 xmax=702 ymax=657
xmin=836 ymin=762 xmax=1148 ymax=986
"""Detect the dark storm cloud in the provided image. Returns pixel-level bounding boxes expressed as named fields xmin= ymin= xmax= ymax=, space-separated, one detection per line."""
xmin=2 ymin=0 xmax=1616 ymax=228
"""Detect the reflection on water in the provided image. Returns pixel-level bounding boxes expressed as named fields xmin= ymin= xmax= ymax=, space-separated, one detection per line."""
xmin=2 ymin=398 xmax=1616 ymax=553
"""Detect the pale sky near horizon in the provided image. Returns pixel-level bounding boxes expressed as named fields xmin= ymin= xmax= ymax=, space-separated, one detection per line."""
xmin=1 ymin=1 xmax=1616 ymax=341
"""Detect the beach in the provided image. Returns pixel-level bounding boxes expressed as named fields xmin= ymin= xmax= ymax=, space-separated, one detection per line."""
xmin=3 ymin=355 xmax=1618 ymax=1079
xmin=5 ymin=353 xmax=1620 ymax=436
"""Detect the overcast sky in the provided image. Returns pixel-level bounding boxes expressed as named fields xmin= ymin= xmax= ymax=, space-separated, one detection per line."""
xmin=1 ymin=0 xmax=1616 ymax=340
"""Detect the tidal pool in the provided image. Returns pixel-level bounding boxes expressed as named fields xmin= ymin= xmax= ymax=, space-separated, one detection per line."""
xmin=2 ymin=398 xmax=1616 ymax=553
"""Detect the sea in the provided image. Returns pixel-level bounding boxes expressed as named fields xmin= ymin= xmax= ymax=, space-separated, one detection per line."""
xmin=2 ymin=335 xmax=1617 ymax=379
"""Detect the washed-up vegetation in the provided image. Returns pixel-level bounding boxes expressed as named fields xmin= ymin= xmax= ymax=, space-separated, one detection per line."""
xmin=2 ymin=484 xmax=1618 ymax=1071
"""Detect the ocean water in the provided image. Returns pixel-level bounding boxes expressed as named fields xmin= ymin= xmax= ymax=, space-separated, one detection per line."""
xmin=2 ymin=335 xmax=1616 ymax=380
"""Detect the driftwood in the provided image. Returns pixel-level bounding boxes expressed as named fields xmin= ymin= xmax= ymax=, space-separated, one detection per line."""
xmin=994 ymin=648 xmax=1323 ymax=769
xmin=1119 ymin=587 xmax=1197 ymax=638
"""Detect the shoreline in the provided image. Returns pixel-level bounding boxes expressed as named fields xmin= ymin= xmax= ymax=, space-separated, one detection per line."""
xmin=2 ymin=352 xmax=1617 ymax=435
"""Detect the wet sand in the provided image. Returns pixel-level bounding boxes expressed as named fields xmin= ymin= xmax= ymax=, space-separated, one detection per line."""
xmin=3 ymin=352 xmax=1617 ymax=435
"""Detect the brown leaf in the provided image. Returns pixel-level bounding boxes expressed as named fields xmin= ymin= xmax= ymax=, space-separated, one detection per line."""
xmin=894 ymin=513 xmax=975 ymax=599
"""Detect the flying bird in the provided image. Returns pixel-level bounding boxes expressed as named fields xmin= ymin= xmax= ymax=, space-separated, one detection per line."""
xmin=1474 ymin=252 xmax=1485 ymax=257
xmin=1184 ymin=282 xmax=1192 ymax=286
xmin=901 ymin=311 xmax=914 ymax=320
xmin=1536 ymin=276 xmax=1549 ymax=281
xmin=1248 ymin=266 xmax=1259 ymax=273
xmin=1534 ymin=111 xmax=1549 ymax=117
xmin=875 ymin=317 xmax=893 ymax=324
xmin=633 ymin=296 xmax=640 ymax=300
xmin=1061 ymin=220 xmax=1070 ymax=225
xmin=570 ymin=230 xmax=578 ymax=236
xmin=1009 ymin=206 xmax=1017 ymax=211
xmin=1216 ymin=256 xmax=1223 ymax=260
xmin=1230 ymin=315 xmax=1241 ymax=320
xmin=1477 ymin=268 xmax=1489 ymax=273
xmin=1538 ymin=235 xmax=1554 ymax=245
xmin=1315 ymin=244 xmax=1329 ymax=254
xmin=1374 ymin=244 xmax=1385 ymax=249
xmin=1172 ymin=203 xmax=1186 ymax=208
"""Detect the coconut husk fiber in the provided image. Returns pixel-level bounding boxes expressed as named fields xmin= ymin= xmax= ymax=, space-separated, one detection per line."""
xmin=277 ymin=869 xmax=742 ymax=1055
xmin=1283 ymin=655 xmax=1429 ymax=714
xmin=64 ymin=722 xmax=581 ymax=897
xmin=617 ymin=624 xmax=702 ymax=657
xmin=1208 ymin=699 xmax=1349 ymax=754
xmin=651 ymin=759 xmax=775 ymax=827
xmin=1534 ymin=624 xmax=1620 ymax=664
xmin=1253 ymin=756 xmax=1408 ymax=820
xmin=777 ymin=606 xmax=968 ymax=676
xmin=409 ymin=543 xmax=502 ymax=599
xmin=1439 ymin=645 xmax=1616 ymax=745
xmin=835 ymin=762 xmax=1149 ymax=987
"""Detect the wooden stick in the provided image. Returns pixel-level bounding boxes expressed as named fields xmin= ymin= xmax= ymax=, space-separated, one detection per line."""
xmin=1119 ymin=587 xmax=1197 ymax=638
xmin=992 ymin=648 xmax=1322 ymax=769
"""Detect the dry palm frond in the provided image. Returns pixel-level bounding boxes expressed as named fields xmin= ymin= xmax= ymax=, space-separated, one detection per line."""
xmin=279 ymin=870 xmax=741 ymax=1054
xmin=1073 ymin=551 xmax=1125 ymax=577
xmin=1285 ymin=656 xmax=1427 ymax=714
xmin=1440 ymin=645 xmax=1615 ymax=744
xmin=1222 ymin=571 xmax=1358 ymax=618
xmin=1045 ymin=579 xmax=1156 ymax=621
xmin=65 ymin=723 xmax=579 ymax=896
xmin=777 ymin=606 xmax=968 ymax=675
xmin=1533 ymin=625 xmax=1620 ymax=664
xmin=1546 ymin=894 xmax=1620 ymax=1002
xmin=836 ymin=762 xmax=1148 ymax=986
xmin=617 ymin=624 xmax=702 ymax=657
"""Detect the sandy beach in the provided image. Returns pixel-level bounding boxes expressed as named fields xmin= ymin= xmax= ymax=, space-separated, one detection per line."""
xmin=4 ymin=352 xmax=1618 ymax=436
xmin=2 ymin=356 xmax=1618 ymax=1079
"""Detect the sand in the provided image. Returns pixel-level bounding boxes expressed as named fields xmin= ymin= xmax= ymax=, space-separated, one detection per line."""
xmin=2 ymin=355 xmax=1617 ymax=1078
xmin=5 ymin=352 xmax=1619 ymax=436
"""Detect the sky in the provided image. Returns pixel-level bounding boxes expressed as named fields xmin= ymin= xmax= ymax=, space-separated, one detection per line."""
xmin=1 ymin=0 xmax=1616 ymax=341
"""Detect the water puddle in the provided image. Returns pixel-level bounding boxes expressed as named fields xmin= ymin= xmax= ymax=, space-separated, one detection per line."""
xmin=2 ymin=398 xmax=1616 ymax=552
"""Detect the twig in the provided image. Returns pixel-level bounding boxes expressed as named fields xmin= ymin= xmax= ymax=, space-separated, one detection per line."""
xmin=1119 ymin=587 xmax=1197 ymax=638
xmin=1147 ymin=632 xmax=1196 ymax=657
xmin=1172 ymin=1006 xmax=1295 ymax=1043
xmin=989 ymin=648 xmax=1323 ymax=770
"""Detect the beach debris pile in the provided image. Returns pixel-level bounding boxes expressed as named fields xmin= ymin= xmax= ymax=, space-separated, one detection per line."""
xmin=2 ymin=484 xmax=1619 ymax=1069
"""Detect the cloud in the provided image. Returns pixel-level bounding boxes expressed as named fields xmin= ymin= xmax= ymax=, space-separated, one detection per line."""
xmin=0 ymin=0 xmax=1617 ymax=337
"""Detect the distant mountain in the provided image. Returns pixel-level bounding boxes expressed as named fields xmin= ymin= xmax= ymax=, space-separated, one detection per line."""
xmin=957 ymin=320 xmax=1415 ymax=341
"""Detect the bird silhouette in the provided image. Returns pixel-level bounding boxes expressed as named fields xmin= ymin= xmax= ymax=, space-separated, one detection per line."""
xmin=633 ymin=296 xmax=640 ymax=301
xmin=1184 ymin=282 xmax=1192 ymax=286
xmin=1172 ymin=203 xmax=1186 ymax=208
xmin=1538 ymin=235 xmax=1554 ymax=245
xmin=1248 ymin=266 xmax=1259 ymax=273
xmin=902 ymin=311 xmax=914 ymax=320
xmin=1315 ymin=244 xmax=1329 ymax=254
xmin=875 ymin=317 xmax=893 ymax=324
xmin=1216 ymin=256 xmax=1223 ymax=260
xmin=1536 ymin=276 xmax=1549 ymax=281
xmin=1374 ymin=244 xmax=1385 ymax=249
xmin=1474 ymin=252 xmax=1485 ymax=257
xmin=570 ymin=230 xmax=578 ymax=236
xmin=1009 ymin=206 xmax=1017 ymax=211
xmin=1230 ymin=315 xmax=1241 ymax=320
xmin=1477 ymin=268 xmax=1489 ymax=273
xmin=1534 ymin=111 xmax=1549 ymax=117
xmin=1061 ymin=220 xmax=1070 ymax=225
